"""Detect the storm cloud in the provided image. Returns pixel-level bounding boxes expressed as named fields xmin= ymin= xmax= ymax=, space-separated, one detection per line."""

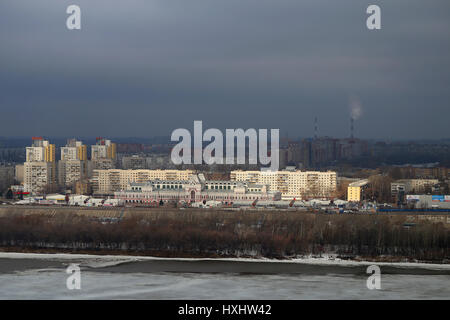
xmin=0 ymin=0 xmax=449 ymax=139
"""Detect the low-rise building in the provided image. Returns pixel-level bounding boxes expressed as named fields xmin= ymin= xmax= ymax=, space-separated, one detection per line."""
xmin=407 ymin=194 xmax=450 ymax=209
xmin=391 ymin=179 xmax=439 ymax=196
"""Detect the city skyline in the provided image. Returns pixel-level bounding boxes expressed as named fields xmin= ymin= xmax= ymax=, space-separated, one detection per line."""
xmin=1 ymin=1 xmax=450 ymax=304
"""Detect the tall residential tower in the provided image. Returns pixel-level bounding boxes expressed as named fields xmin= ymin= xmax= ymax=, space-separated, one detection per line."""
xmin=24 ymin=137 xmax=56 ymax=194
xmin=58 ymin=139 xmax=88 ymax=189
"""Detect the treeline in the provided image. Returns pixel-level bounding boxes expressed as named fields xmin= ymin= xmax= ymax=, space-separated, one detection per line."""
xmin=0 ymin=211 xmax=448 ymax=262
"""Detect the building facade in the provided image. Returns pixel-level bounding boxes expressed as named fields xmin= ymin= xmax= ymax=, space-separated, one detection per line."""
xmin=230 ymin=169 xmax=337 ymax=199
xmin=92 ymin=169 xmax=195 ymax=195
xmin=91 ymin=138 xmax=116 ymax=160
xmin=347 ymin=179 xmax=369 ymax=202
xmin=61 ymin=139 xmax=87 ymax=161
xmin=58 ymin=139 xmax=88 ymax=190
xmin=25 ymin=137 xmax=55 ymax=162
xmin=24 ymin=161 xmax=56 ymax=194
xmin=24 ymin=138 xmax=56 ymax=194
xmin=114 ymin=174 xmax=281 ymax=205
xmin=58 ymin=160 xmax=87 ymax=189
xmin=391 ymin=179 xmax=439 ymax=197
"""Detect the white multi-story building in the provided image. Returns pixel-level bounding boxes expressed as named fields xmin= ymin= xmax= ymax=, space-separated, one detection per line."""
xmin=92 ymin=169 xmax=195 ymax=195
xmin=58 ymin=140 xmax=88 ymax=189
xmin=58 ymin=160 xmax=87 ymax=189
xmin=231 ymin=170 xmax=337 ymax=199
xmin=61 ymin=139 xmax=87 ymax=161
xmin=24 ymin=162 xmax=55 ymax=194
xmin=91 ymin=138 xmax=116 ymax=160
xmin=24 ymin=138 xmax=56 ymax=194
xmin=114 ymin=174 xmax=281 ymax=205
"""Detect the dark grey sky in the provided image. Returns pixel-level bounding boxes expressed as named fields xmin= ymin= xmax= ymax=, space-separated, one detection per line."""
xmin=0 ymin=0 xmax=449 ymax=139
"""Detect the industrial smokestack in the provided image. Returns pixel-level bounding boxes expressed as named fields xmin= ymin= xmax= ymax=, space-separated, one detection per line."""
xmin=349 ymin=95 xmax=363 ymax=139
xmin=351 ymin=117 xmax=354 ymax=139
xmin=314 ymin=116 xmax=318 ymax=139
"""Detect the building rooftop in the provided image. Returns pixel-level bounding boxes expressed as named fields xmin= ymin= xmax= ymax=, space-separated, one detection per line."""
xmin=349 ymin=179 xmax=369 ymax=187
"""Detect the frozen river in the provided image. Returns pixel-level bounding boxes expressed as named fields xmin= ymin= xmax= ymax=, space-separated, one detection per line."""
xmin=0 ymin=253 xmax=449 ymax=299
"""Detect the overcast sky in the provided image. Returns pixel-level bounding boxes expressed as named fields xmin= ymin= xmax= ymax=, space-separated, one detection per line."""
xmin=0 ymin=0 xmax=449 ymax=139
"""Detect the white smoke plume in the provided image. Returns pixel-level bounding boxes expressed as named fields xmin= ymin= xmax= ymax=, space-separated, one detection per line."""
xmin=349 ymin=95 xmax=363 ymax=120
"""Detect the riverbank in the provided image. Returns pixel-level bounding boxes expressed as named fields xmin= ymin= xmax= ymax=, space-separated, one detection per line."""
xmin=0 ymin=247 xmax=448 ymax=266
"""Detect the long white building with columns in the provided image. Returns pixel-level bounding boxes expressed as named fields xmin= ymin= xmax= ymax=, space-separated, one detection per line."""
xmin=114 ymin=174 xmax=281 ymax=205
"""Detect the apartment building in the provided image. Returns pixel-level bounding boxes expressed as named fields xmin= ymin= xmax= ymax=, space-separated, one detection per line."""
xmin=58 ymin=160 xmax=87 ymax=189
xmin=26 ymin=137 xmax=55 ymax=162
xmin=61 ymin=139 xmax=87 ymax=161
xmin=91 ymin=138 xmax=116 ymax=160
xmin=92 ymin=169 xmax=195 ymax=195
xmin=24 ymin=161 xmax=56 ymax=194
xmin=24 ymin=138 xmax=56 ymax=194
xmin=58 ymin=139 xmax=88 ymax=189
xmin=230 ymin=169 xmax=337 ymax=199
xmin=347 ymin=179 xmax=369 ymax=202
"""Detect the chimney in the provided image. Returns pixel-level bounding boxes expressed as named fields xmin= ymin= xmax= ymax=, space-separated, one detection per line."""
xmin=314 ymin=117 xmax=318 ymax=139
xmin=350 ymin=117 xmax=354 ymax=139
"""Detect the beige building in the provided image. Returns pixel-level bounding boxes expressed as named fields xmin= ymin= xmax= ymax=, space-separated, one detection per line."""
xmin=230 ymin=170 xmax=337 ymax=199
xmin=347 ymin=179 xmax=369 ymax=202
xmin=92 ymin=169 xmax=195 ymax=194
